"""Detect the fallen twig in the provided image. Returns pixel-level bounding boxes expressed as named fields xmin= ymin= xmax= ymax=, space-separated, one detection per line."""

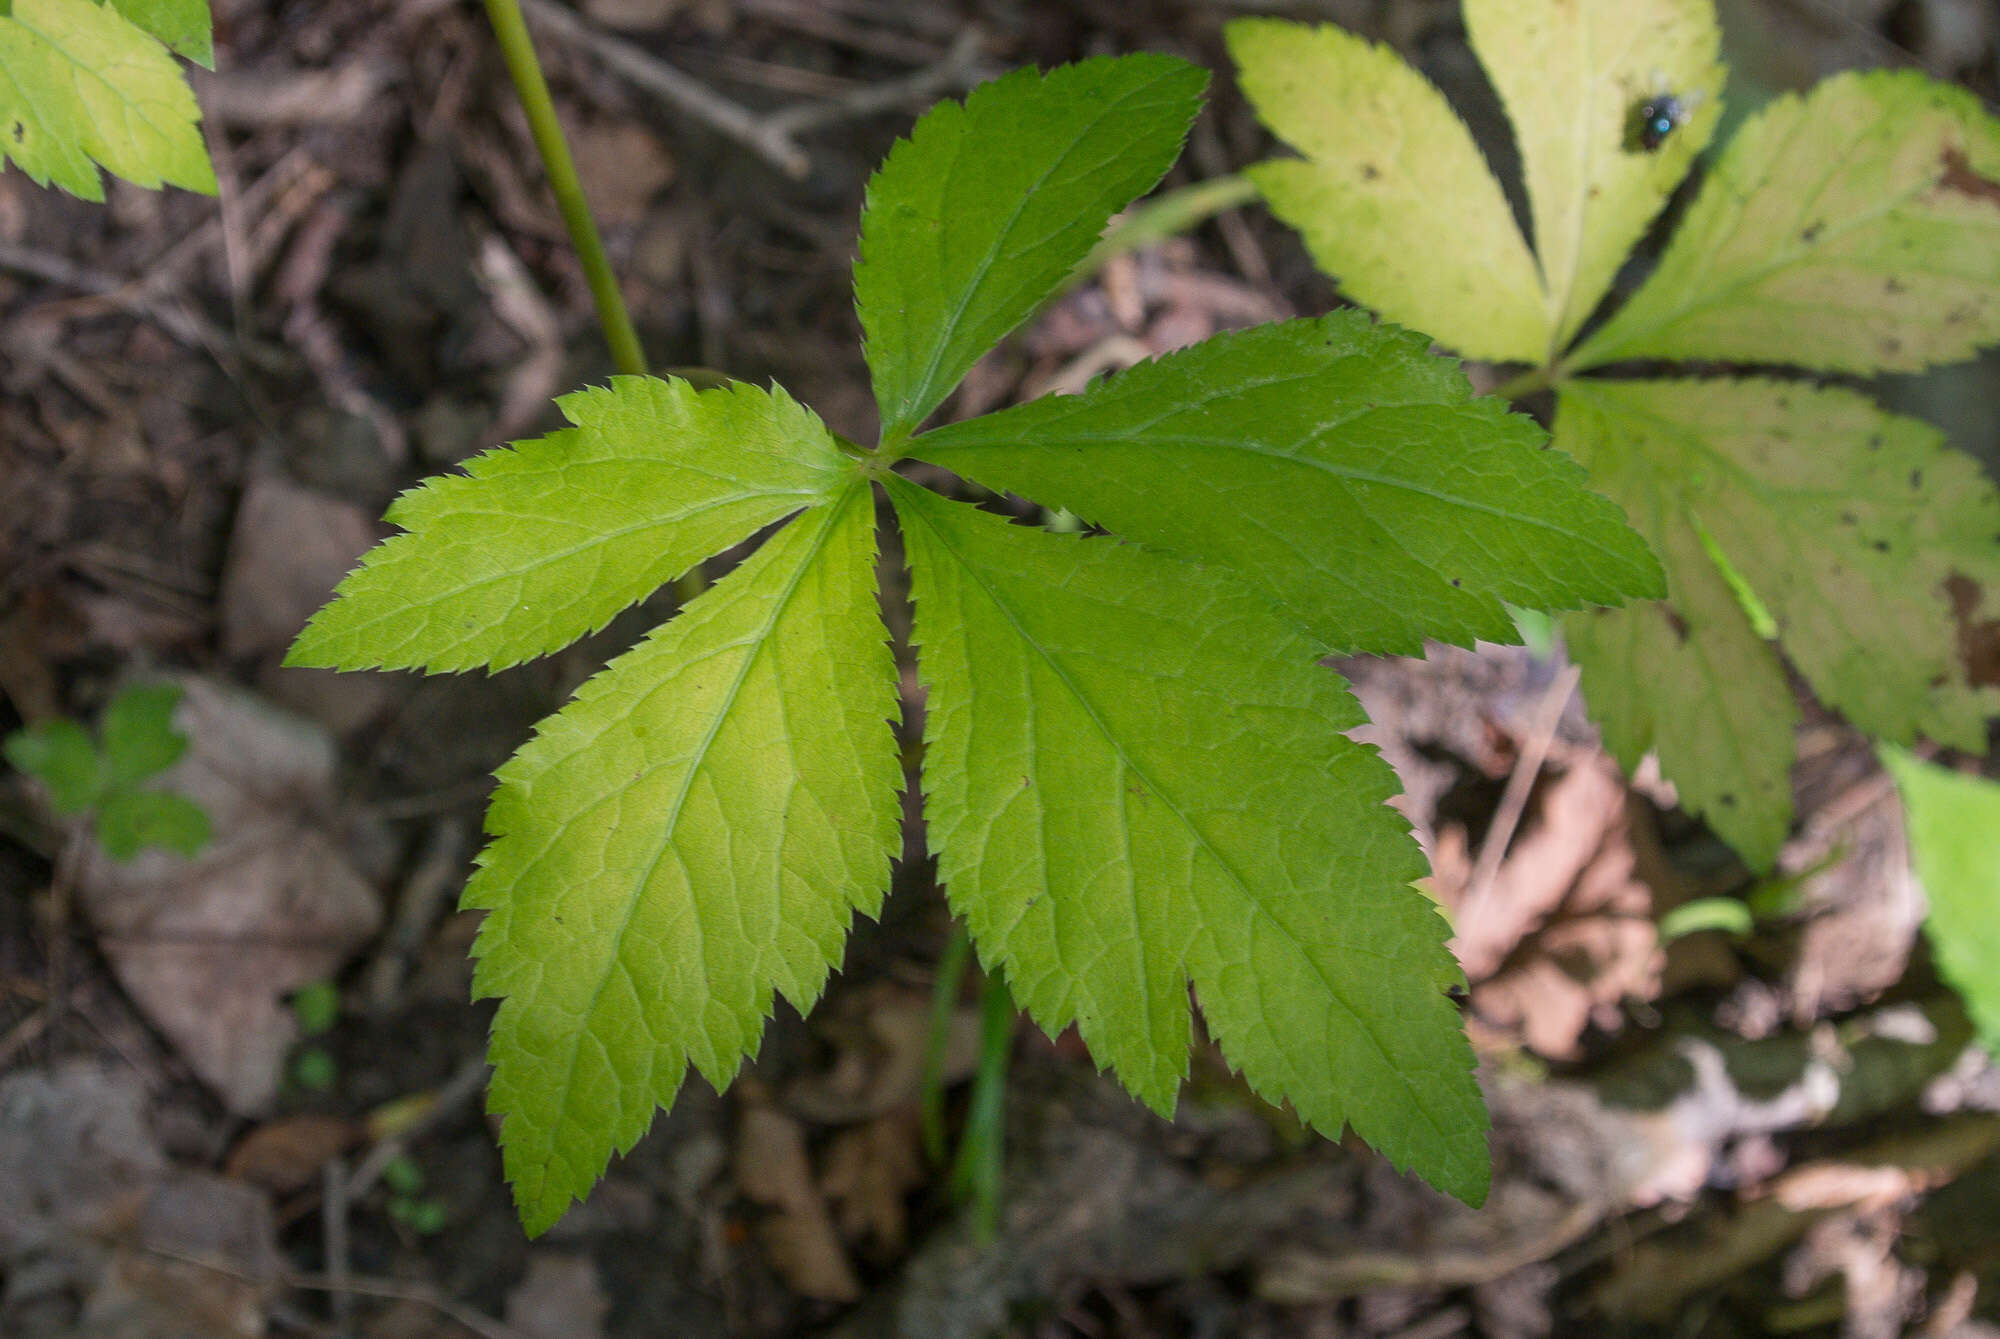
xmin=518 ymin=0 xmax=811 ymax=179
xmin=764 ymin=26 xmax=988 ymax=136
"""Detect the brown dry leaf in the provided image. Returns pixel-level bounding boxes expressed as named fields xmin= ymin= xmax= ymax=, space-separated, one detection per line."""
xmin=1782 ymin=770 xmax=1921 ymax=1024
xmin=1344 ymin=645 xmax=1596 ymax=852
xmin=1443 ymin=755 xmax=1661 ymax=1060
xmin=0 ymin=1062 xmax=167 ymax=1331
xmin=218 ymin=466 xmax=377 ymax=662
xmin=821 ymin=1108 xmax=925 ymax=1254
xmin=77 ymin=676 xmax=383 ymax=1114
xmin=85 ymin=1175 xmax=279 ymax=1339
xmin=570 ymin=123 xmax=675 ymax=231
xmin=363 ymin=1300 xmax=483 ymax=1339
xmin=224 ymin=1114 xmax=360 ymax=1194
xmin=1772 ymin=1162 xmax=1932 ymax=1212
xmin=1782 ymin=1210 xmax=1924 ymax=1339
xmin=785 ymin=982 xmax=979 ymax=1124
xmin=734 ymin=1103 xmax=861 ymax=1303
xmin=580 ymin=0 xmax=684 ymax=29
xmin=504 ymin=1252 xmax=609 ymax=1339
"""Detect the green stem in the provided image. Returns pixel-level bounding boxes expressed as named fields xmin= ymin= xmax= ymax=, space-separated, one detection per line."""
xmin=1066 ymin=173 xmax=1261 ymax=295
xmin=920 ymin=923 xmax=974 ymax=1165
xmin=480 ymin=0 xmax=647 ymax=378
xmin=950 ymin=966 xmax=1014 ymax=1244
xmin=1488 ymin=365 xmax=1556 ymax=401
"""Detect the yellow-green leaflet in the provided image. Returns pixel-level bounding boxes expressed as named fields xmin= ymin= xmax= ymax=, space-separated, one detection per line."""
xmin=0 ymin=0 xmax=214 ymax=198
xmin=1464 ymin=0 xmax=1722 ymax=349
xmin=1229 ymin=19 xmax=1549 ymax=364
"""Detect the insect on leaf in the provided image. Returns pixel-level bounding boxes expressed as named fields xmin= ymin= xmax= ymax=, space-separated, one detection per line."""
xmin=1227 ymin=19 xmax=1550 ymax=365
xmin=1570 ymin=70 xmax=2000 ymax=374
xmin=1462 ymin=0 xmax=1723 ymax=349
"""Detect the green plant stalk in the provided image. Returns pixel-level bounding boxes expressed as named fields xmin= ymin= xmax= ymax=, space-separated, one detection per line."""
xmin=950 ymin=967 xmax=1015 ymax=1243
xmin=920 ymin=922 xmax=974 ymax=1164
xmin=479 ymin=0 xmax=647 ymax=378
xmin=1067 ymin=173 xmax=1260 ymax=294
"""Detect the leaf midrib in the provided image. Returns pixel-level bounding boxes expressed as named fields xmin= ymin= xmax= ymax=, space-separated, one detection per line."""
xmin=529 ymin=486 xmax=859 ymax=1198
xmin=898 ymin=487 xmax=1441 ymax=1145
xmin=887 ymin=67 xmax=1178 ymax=437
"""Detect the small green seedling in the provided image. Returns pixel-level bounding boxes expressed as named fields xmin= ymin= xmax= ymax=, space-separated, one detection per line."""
xmin=1228 ymin=0 xmax=2000 ymax=871
xmin=286 ymin=979 xmax=342 ymax=1092
xmin=4 ymin=682 xmax=211 ymax=860
xmin=289 ymin=1046 xmax=337 ymax=1092
xmin=290 ymin=51 xmax=1666 ymax=1233
xmin=380 ymin=1154 xmax=448 ymax=1234
xmin=290 ymin=979 xmax=342 ymax=1036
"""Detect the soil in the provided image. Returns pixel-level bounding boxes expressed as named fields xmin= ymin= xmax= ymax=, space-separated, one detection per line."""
xmin=3 ymin=2 xmax=2000 ymax=1338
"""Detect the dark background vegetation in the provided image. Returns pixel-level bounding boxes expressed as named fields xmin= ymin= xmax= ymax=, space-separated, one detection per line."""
xmin=2 ymin=2 xmax=1999 ymax=1337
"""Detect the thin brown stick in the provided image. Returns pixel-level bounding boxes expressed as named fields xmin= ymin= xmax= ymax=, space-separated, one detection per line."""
xmin=517 ymin=0 xmax=810 ymax=179
xmin=1457 ymin=663 xmax=1581 ymax=945
xmin=0 ymin=242 xmax=213 ymax=349
xmin=764 ymin=26 xmax=987 ymax=135
xmin=144 ymin=1244 xmax=532 ymax=1339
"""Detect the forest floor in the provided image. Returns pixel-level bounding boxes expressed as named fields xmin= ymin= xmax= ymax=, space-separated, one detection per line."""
xmin=4 ymin=1 xmax=2000 ymax=1337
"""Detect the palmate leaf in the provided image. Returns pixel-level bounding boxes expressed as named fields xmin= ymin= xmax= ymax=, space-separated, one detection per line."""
xmin=1883 ymin=749 xmax=2000 ymax=1053
xmin=1557 ymin=378 xmax=2000 ymax=867
xmin=1231 ymin=1 xmax=2000 ymax=874
xmin=466 ymin=483 xmax=901 ymax=1234
xmin=289 ymin=378 xmax=848 ymax=674
xmin=1227 ymin=21 xmax=1549 ymax=365
xmin=0 ymin=0 xmax=214 ymax=200
xmin=890 ymin=479 xmax=1489 ymax=1204
xmin=294 ymin=49 xmax=1669 ymax=1234
xmin=911 ymin=314 xmax=1662 ymax=656
xmin=1570 ymin=70 xmax=2000 ymax=374
xmin=855 ymin=53 xmax=1206 ymax=444
xmin=1462 ymin=0 xmax=1723 ymax=350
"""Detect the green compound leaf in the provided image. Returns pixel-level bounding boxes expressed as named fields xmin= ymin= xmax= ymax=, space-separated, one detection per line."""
xmin=289 ymin=377 xmax=849 ymax=674
xmin=4 ymin=717 xmax=104 ymax=815
xmin=889 ymin=478 xmax=1489 ymax=1206
xmin=0 ymin=0 xmax=215 ymax=200
xmin=1463 ymin=0 xmax=1723 ymax=350
xmin=1567 ymin=377 xmax=2000 ymax=743
xmin=99 ymin=681 xmax=187 ymax=786
xmin=467 ymin=484 xmax=901 ymax=1235
xmin=855 ymin=54 xmax=1206 ymax=444
xmin=1556 ymin=376 xmax=2000 ymax=868
xmin=910 ymin=313 xmax=1662 ymax=657
xmin=1570 ymin=70 xmax=2000 ymax=374
xmin=1227 ymin=19 xmax=1550 ymax=365
xmin=94 ymin=788 xmax=209 ymax=860
xmin=1558 ymin=483 xmax=1798 ymax=871
xmin=1883 ymin=749 xmax=2000 ymax=1052
xmin=108 ymin=0 xmax=212 ymax=67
